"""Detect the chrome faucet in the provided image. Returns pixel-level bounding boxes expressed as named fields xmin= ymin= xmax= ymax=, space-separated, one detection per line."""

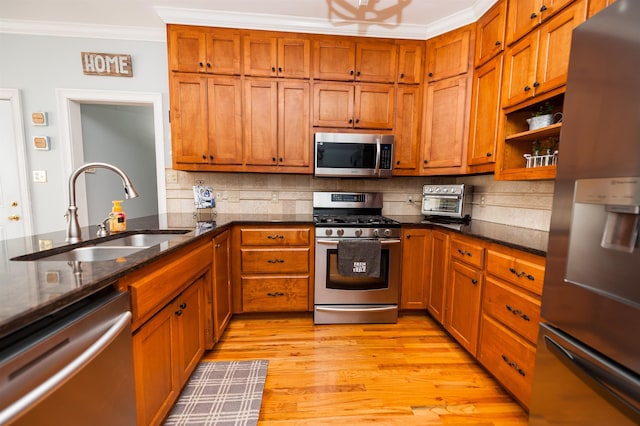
xmin=65 ymin=162 xmax=139 ymax=243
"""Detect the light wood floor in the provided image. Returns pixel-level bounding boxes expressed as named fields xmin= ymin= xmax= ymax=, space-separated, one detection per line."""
xmin=203 ymin=312 xmax=528 ymax=425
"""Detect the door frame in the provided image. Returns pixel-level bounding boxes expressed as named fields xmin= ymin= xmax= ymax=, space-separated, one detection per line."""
xmin=56 ymin=89 xmax=167 ymax=228
xmin=0 ymin=88 xmax=34 ymax=238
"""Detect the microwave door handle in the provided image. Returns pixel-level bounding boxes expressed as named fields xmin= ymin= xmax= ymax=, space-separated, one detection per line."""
xmin=375 ymin=137 xmax=381 ymax=176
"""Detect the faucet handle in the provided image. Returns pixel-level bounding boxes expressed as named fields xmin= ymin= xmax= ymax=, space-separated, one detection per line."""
xmin=96 ymin=216 xmax=111 ymax=237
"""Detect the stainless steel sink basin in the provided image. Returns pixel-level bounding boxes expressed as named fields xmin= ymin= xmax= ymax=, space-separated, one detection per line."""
xmin=11 ymin=230 xmax=190 ymax=262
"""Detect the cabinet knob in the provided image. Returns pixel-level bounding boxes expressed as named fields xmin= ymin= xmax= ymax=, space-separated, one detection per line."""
xmin=271 ymin=66 xmax=276 ymax=72
xmin=350 ymin=70 xmax=354 ymax=76
xmin=423 ymin=159 xmax=429 ymax=164
xmin=428 ymin=72 xmax=433 ymax=77
xmin=349 ymin=118 xmax=353 ymax=124
xmin=471 ymin=278 xmax=478 ymax=285
xmin=540 ymin=4 xmax=548 ymax=12
xmin=486 ymin=152 xmax=492 ymax=157
xmin=530 ymin=12 xmax=538 ymax=19
xmin=206 ymin=63 xmax=211 ymax=68
xmin=524 ymin=85 xmax=531 ymax=92
xmin=533 ymin=81 xmax=540 ymax=88
xmin=272 ymin=157 xmax=277 ymax=162
xmin=180 ymin=302 xmax=187 ymax=309
xmin=175 ymin=310 xmax=183 ymax=316
xmin=396 ymin=160 xmax=400 ymax=165
xmin=279 ymin=157 xmax=283 ymax=162
xmin=210 ymin=155 xmax=214 ymax=160
xmin=400 ymin=73 xmax=405 ymax=79
xmin=202 ymin=154 xmax=207 ymax=160
xmin=278 ymin=67 xmax=283 ymax=72
xmin=406 ymin=235 xmax=411 ymax=239
xmin=199 ymin=62 xmax=204 ymax=67
xmin=495 ymin=40 xmax=501 ymax=46
xmin=355 ymin=118 xmax=360 ymax=124
xmin=356 ymin=71 xmax=361 ymax=76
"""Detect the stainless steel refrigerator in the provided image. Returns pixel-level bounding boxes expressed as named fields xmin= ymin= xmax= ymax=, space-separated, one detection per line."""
xmin=529 ymin=1 xmax=640 ymax=424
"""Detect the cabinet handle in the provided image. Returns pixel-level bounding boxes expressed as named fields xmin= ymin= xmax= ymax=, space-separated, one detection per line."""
xmin=267 ymin=259 xmax=285 ymax=263
xmin=279 ymin=157 xmax=283 ymax=162
xmin=355 ymin=118 xmax=360 ymax=124
xmin=356 ymin=71 xmax=361 ymax=76
xmin=540 ymin=4 xmax=548 ymax=12
xmin=396 ymin=160 xmax=400 ymax=165
xmin=428 ymin=72 xmax=433 ymax=77
xmin=180 ymin=302 xmax=187 ymax=309
xmin=457 ymin=248 xmax=472 ymax=257
xmin=530 ymin=12 xmax=538 ymax=19
xmin=533 ymin=81 xmax=540 ymax=88
xmin=278 ymin=67 xmax=283 ymax=72
xmin=524 ymin=85 xmax=531 ymax=92
xmin=267 ymin=234 xmax=284 ymax=240
xmin=350 ymin=70 xmax=354 ymax=76
xmin=271 ymin=66 xmax=276 ymax=72
xmin=486 ymin=152 xmax=492 ymax=157
xmin=509 ymin=267 xmax=535 ymax=281
xmin=501 ymin=354 xmax=526 ymax=376
xmin=349 ymin=118 xmax=353 ymax=124
xmin=423 ymin=159 xmax=429 ymax=164
xmin=267 ymin=292 xmax=285 ymax=297
xmin=495 ymin=40 xmax=501 ymax=46
xmin=175 ymin=310 xmax=183 ymax=316
xmin=209 ymin=155 xmax=214 ymax=160
xmin=406 ymin=235 xmax=411 ymax=239
xmin=272 ymin=157 xmax=277 ymax=162
xmin=471 ymin=278 xmax=478 ymax=285
xmin=206 ymin=63 xmax=211 ymax=68
xmin=199 ymin=62 xmax=204 ymax=67
xmin=400 ymin=73 xmax=405 ymax=78
xmin=505 ymin=304 xmax=531 ymax=321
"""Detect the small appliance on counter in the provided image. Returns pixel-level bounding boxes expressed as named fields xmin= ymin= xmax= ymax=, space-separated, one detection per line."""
xmin=421 ymin=184 xmax=472 ymax=223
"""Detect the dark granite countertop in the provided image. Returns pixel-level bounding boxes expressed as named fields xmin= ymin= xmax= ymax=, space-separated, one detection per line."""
xmin=0 ymin=212 xmax=544 ymax=341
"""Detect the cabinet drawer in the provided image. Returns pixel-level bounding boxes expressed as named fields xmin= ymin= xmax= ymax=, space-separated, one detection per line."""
xmin=486 ymin=249 xmax=545 ymax=295
xmin=478 ymin=314 xmax=537 ymax=408
xmin=241 ymin=248 xmax=309 ymax=274
xmin=240 ymin=227 xmax=310 ymax=246
xmin=242 ymin=277 xmax=309 ymax=312
xmin=450 ymin=236 xmax=485 ymax=269
xmin=483 ymin=277 xmax=541 ymax=344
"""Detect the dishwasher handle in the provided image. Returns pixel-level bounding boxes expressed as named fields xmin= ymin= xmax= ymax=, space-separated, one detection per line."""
xmin=0 ymin=311 xmax=132 ymax=425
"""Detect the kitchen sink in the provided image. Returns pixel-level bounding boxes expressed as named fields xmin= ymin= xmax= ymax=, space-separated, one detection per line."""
xmin=11 ymin=230 xmax=190 ymax=262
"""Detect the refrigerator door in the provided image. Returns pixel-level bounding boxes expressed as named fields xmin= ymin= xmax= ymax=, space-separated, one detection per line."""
xmin=530 ymin=323 xmax=640 ymax=425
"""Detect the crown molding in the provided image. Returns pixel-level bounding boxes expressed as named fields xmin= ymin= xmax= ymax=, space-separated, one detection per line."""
xmin=0 ymin=19 xmax=165 ymax=42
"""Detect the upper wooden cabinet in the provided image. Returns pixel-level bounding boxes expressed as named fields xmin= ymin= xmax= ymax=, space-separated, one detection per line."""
xmin=168 ymin=25 xmax=241 ymax=75
xmin=393 ymin=85 xmax=422 ymax=174
xmin=475 ymin=0 xmax=507 ymax=67
xmin=587 ymin=0 xmax=616 ymax=17
xmin=397 ymin=42 xmax=424 ymax=84
xmin=312 ymin=82 xmax=395 ymax=129
xmin=244 ymin=78 xmax=311 ymax=170
xmin=505 ymin=0 xmax=576 ymax=45
xmin=502 ymin=0 xmax=586 ymax=108
xmin=313 ymin=38 xmax=398 ymax=83
xmin=243 ymin=34 xmax=311 ymax=78
xmin=425 ymin=24 xmax=473 ymax=82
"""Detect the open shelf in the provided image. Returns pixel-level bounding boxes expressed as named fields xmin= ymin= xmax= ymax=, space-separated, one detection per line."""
xmin=505 ymin=122 xmax=562 ymax=142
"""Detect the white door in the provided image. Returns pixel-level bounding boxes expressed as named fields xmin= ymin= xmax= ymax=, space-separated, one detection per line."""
xmin=0 ymin=90 xmax=33 ymax=240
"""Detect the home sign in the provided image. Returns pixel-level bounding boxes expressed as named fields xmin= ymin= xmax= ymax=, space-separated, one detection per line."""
xmin=81 ymin=52 xmax=132 ymax=77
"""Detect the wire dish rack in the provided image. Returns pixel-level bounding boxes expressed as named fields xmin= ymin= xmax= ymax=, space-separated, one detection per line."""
xmin=524 ymin=150 xmax=559 ymax=168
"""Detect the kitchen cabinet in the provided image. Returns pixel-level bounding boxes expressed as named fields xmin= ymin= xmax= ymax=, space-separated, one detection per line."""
xmin=392 ymin=85 xmax=422 ymax=175
xmin=426 ymin=230 xmax=449 ymax=323
xmin=312 ymin=82 xmax=395 ymax=129
xmin=232 ymin=225 xmax=313 ymax=313
xmin=400 ymin=227 xmax=431 ymax=309
xmin=478 ymin=244 xmax=545 ymax=408
xmin=397 ymin=41 xmax=424 ymax=84
xmin=502 ymin=0 xmax=586 ymax=107
xmin=420 ymin=74 xmax=472 ymax=174
xmin=168 ymin=25 xmax=241 ymax=75
xmin=587 ymin=0 xmax=616 ymax=17
xmin=212 ymin=230 xmax=232 ymax=343
xmin=467 ymin=54 xmax=503 ymax=173
xmin=505 ymin=0 xmax=575 ymax=46
xmin=244 ymin=78 xmax=311 ymax=171
xmin=313 ymin=38 xmax=398 ymax=83
xmin=125 ymin=240 xmax=211 ymax=426
xmin=425 ymin=24 xmax=473 ymax=83
xmin=445 ymin=235 xmax=485 ymax=356
xmin=170 ymin=74 xmax=243 ymax=168
xmin=243 ymin=33 xmax=311 ymax=78
xmin=475 ymin=0 xmax=507 ymax=67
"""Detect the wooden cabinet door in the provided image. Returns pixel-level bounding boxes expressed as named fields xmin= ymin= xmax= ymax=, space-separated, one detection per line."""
xmin=133 ymin=303 xmax=177 ymax=426
xmin=393 ymin=85 xmax=422 ymax=174
xmin=354 ymin=84 xmax=395 ymax=129
xmin=278 ymin=80 xmax=311 ymax=167
xmin=427 ymin=230 xmax=449 ymax=323
xmin=421 ymin=75 xmax=469 ymax=172
xmin=475 ymin=0 xmax=507 ymax=67
xmin=174 ymin=276 xmax=206 ymax=385
xmin=171 ymin=74 xmax=208 ymax=164
xmin=446 ymin=260 xmax=483 ymax=355
xmin=468 ymin=55 xmax=503 ymax=170
xmin=244 ymin=78 xmax=278 ymax=166
xmin=313 ymin=38 xmax=356 ymax=81
xmin=587 ymin=0 xmax=616 ymax=17
xmin=355 ymin=42 xmax=398 ymax=83
xmin=205 ymin=31 xmax=241 ymax=75
xmin=278 ymin=38 xmax=311 ymax=78
xmin=397 ymin=42 xmax=424 ymax=84
xmin=502 ymin=31 xmax=539 ymax=107
xmin=213 ymin=231 xmax=231 ymax=343
xmin=400 ymin=228 xmax=431 ymax=309
xmin=506 ymin=0 xmax=541 ymax=45
xmin=312 ymin=82 xmax=354 ymax=127
xmin=243 ymin=34 xmax=278 ymax=77
xmin=207 ymin=76 xmax=243 ymax=165
xmin=168 ymin=28 xmax=207 ymax=73
xmin=535 ymin=0 xmax=586 ymax=96
xmin=426 ymin=25 xmax=472 ymax=82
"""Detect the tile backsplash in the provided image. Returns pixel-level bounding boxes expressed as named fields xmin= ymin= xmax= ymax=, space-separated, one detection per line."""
xmin=166 ymin=170 xmax=555 ymax=232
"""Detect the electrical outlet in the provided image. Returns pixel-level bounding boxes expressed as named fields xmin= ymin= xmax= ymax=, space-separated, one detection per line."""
xmin=271 ymin=192 xmax=278 ymax=202
xmin=228 ymin=192 xmax=239 ymax=202
xmin=408 ymin=196 xmax=413 ymax=204
xmin=33 ymin=170 xmax=47 ymax=183
xmin=166 ymin=169 xmax=178 ymax=184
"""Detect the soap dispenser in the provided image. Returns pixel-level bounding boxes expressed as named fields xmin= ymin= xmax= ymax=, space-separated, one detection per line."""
xmin=110 ymin=200 xmax=127 ymax=233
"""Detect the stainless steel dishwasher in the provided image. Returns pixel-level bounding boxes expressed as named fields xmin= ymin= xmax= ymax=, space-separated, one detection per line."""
xmin=0 ymin=287 xmax=136 ymax=425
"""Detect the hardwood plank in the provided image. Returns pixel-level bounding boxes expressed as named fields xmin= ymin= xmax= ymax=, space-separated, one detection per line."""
xmin=203 ymin=313 xmax=528 ymax=425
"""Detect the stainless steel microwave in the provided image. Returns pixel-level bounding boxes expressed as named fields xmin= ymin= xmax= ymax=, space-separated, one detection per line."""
xmin=314 ymin=133 xmax=394 ymax=178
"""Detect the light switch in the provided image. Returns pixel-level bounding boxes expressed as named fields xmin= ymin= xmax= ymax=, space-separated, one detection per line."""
xmin=33 ymin=170 xmax=47 ymax=183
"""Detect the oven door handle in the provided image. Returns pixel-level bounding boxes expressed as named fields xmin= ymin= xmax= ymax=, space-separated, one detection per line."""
xmin=316 ymin=239 xmax=401 ymax=245
xmin=374 ymin=137 xmax=381 ymax=176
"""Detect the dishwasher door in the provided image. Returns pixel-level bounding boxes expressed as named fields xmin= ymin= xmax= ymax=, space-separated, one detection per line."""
xmin=0 ymin=288 xmax=136 ymax=425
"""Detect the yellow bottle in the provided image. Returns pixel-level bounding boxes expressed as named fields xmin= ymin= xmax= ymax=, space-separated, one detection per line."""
xmin=110 ymin=200 xmax=127 ymax=233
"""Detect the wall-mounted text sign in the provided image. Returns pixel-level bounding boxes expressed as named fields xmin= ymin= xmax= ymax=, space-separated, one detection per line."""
xmin=81 ymin=52 xmax=133 ymax=77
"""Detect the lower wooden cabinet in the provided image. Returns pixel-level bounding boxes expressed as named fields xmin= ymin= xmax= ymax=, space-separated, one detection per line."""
xmin=400 ymin=227 xmax=431 ymax=309
xmin=426 ymin=230 xmax=450 ymax=322
xmin=212 ymin=230 xmax=232 ymax=343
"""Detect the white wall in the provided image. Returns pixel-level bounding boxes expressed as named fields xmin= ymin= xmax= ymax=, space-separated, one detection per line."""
xmin=0 ymin=33 xmax=169 ymax=234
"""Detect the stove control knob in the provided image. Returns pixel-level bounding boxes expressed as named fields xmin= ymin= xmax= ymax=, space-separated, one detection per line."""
xmin=325 ymin=228 xmax=333 ymax=236
xmin=355 ymin=229 xmax=363 ymax=237
xmin=337 ymin=229 xmax=344 ymax=236
xmin=384 ymin=228 xmax=391 ymax=237
xmin=373 ymin=229 xmax=380 ymax=237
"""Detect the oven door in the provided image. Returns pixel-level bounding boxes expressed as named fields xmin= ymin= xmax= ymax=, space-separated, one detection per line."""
xmin=421 ymin=195 xmax=464 ymax=218
xmin=314 ymin=238 xmax=401 ymax=304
